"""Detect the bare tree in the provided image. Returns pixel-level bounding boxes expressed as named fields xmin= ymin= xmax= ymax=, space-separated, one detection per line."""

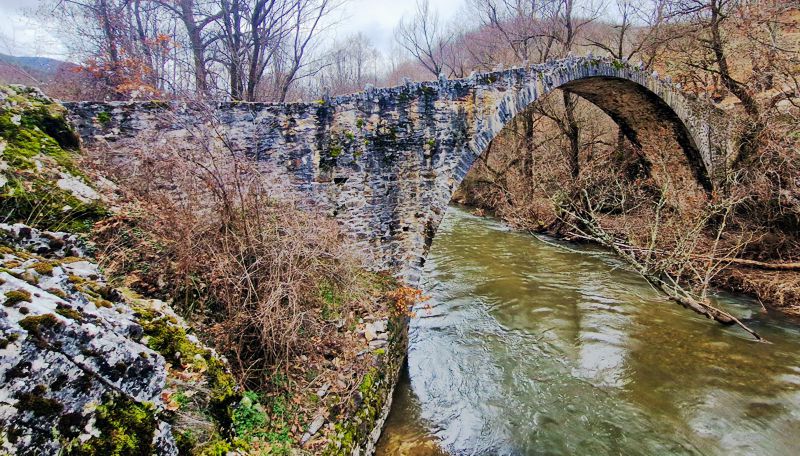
xmin=216 ymin=0 xmax=290 ymax=100
xmin=276 ymin=0 xmax=336 ymax=101
xmin=469 ymin=0 xmax=557 ymax=64
xmin=53 ymin=0 xmax=175 ymax=98
xmin=550 ymin=0 xmax=600 ymax=178
xmin=395 ymin=0 xmax=451 ymax=77
xmin=586 ymin=0 xmax=669 ymax=67
xmin=584 ymin=0 xmax=670 ymax=177
xmin=662 ymin=0 xmax=787 ymax=162
xmin=313 ymin=33 xmax=381 ymax=95
xmin=214 ymin=0 xmax=337 ymax=101
xmin=155 ymin=0 xmax=220 ymax=96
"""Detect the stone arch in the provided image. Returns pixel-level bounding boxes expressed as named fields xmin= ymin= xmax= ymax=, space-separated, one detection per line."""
xmin=448 ymin=62 xmax=726 ymax=205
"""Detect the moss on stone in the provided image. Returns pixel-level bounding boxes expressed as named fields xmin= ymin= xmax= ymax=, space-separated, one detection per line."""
xmin=0 ymin=174 xmax=108 ymax=233
xmin=32 ymin=261 xmax=54 ymax=275
xmin=1 ymin=85 xmax=108 ymax=233
xmin=4 ymin=289 xmax=32 ymax=306
xmin=139 ymin=312 xmax=203 ymax=368
xmin=66 ymin=396 xmax=158 ymax=456
xmin=323 ymin=309 xmax=407 ymax=455
xmin=0 ymin=332 xmax=20 ymax=348
xmin=55 ymin=305 xmax=83 ymax=321
xmin=85 ymin=282 xmax=116 ymax=301
xmin=59 ymin=256 xmax=83 ymax=264
xmin=323 ymin=367 xmax=385 ymax=455
xmin=95 ymin=298 xmax=114 ymax=308
xmin=197 ymin=438 xmax=234 ymax=456
xmin=21 ymin=271 xmax=38 ymax=286
xmin=133 ymin=302 xmax=242 ymax=448
xmin=96 ymin=111 xmax=112 ymax=126
xmin=19 ymin=313 xmax=62 ymax=337
xmin=46 ymin=287 xmax=68 ymax=299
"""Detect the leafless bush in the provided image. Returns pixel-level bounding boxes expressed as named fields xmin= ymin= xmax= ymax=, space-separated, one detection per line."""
xmin=84 ymin=109 xmax=374 ymax=388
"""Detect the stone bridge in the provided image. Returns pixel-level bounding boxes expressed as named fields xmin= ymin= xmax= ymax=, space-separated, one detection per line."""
xmin=65 ymin=56 xmax=734 ymax=282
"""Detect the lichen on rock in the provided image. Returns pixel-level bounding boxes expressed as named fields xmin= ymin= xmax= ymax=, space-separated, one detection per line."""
xmin=0 ymin=223 xmax=176 ymax=455
xmin=0 ymin=85 xmax=176 ymax=455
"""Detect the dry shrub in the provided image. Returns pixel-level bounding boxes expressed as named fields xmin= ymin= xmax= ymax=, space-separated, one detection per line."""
xmin=84 ymin=111 xmax=374 ymax=388
xmin=728 ymin=110 xmax=800 ymax=259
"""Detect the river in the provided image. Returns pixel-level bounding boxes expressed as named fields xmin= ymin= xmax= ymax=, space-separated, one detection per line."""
xmin=375 ymin=206 xmax=800 ymax=456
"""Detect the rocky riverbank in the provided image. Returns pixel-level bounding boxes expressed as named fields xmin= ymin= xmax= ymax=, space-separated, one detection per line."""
xmin=0 ymin=84 xmax=409 ymax=455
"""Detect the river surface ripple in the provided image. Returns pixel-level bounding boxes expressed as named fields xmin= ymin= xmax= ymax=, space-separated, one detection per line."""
xmin=376 ymin=206 xmax=800 ymax=456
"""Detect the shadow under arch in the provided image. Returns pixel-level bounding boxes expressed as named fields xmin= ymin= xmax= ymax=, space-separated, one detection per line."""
xmin=450 ymin=72 xmax=717 ymax=208
xmin=560 ymin=76 xmax=712 ymax=191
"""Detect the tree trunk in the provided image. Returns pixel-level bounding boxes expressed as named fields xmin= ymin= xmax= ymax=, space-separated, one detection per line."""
xmin=178 ymin=0 xmax=209 ymax=96
xmin=709 ymin=0 xmax=763 ymax=163
xmin=562 ymin=92 xmax=580 ymax=179
xmin=98 ymin=0 xmax=122 ymax=97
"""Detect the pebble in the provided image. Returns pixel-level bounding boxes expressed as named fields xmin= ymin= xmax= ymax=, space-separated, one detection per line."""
xmin=369 ymin=339 xmax=387 ymax=349
xmin=316 ymin=383 xmax=330 ymax=398
xmin=364 ymin=323 xmax=377 ymax=341
xmin=300 ymin=415 xmax=326 ymax=445
xmin=372 ymin=320 xmax=387 ymax=333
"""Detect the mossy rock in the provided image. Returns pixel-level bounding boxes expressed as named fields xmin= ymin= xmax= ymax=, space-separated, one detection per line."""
xmin=131 ymin=301 xmax=245 ymax=452
xmin=65 ymin=395 xmax=158 ymax=456
xmin=19 ymin=312 xmax=62 ymax=334
xmin=15 ymin=384 xmax=64 ymax=417
xmin=1 ymin=85 xmax=108 ymax=233
xmin=4 ymin=288 xmax=32 ymax=306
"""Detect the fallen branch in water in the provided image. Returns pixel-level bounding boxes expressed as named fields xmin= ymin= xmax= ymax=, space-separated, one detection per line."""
xmin=556 ymin=189 xmax=767 ymax=343
xmin=609 ymin=244 xmax=800 ymax=271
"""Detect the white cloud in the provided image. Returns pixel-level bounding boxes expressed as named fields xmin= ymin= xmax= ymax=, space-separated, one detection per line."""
xmin=0 ymin=0 xmax=465 ymax=59
xmin=0 ymin=0 xmax=67 ymax=59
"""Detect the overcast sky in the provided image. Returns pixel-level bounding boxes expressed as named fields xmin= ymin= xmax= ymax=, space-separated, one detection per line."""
xmin=0 ymin=0 xmax=466 ymax=60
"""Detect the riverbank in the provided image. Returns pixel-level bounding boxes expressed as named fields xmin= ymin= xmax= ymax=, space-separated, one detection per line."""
xmin=0 ymin=85 xmax=410 ymax=455
xmin=454 ymin=183 xmax=800 ymax=319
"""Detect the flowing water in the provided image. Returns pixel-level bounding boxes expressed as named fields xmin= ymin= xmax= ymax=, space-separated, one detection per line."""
xmin=375 ymin=206 xmax=800 ymax=456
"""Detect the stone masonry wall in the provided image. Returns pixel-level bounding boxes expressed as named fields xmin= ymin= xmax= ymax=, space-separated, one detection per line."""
xmin=64 ymin=56 xmax=733 ymax=283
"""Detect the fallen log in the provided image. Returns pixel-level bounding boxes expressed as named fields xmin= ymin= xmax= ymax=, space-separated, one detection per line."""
xmin=614 ymin=244 xmax=800 ymax=271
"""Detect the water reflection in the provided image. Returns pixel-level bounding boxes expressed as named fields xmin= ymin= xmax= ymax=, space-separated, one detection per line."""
xmin=376 ymin=206 xmax=800 ymax=456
